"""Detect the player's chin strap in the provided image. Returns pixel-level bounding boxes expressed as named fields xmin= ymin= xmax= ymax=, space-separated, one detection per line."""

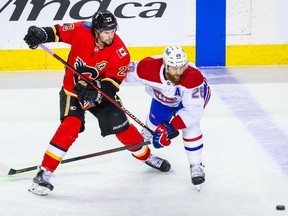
xmin=38 ymin=44 xmax=152 ymax=134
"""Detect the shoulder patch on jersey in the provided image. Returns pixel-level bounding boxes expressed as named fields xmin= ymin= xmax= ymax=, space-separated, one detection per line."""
xmin=83 ymin=21 xmax=92 ymax=29
xmin=116 ymin=47 xmax=128 ymax=58
xmin=63 ymin=23 xmax=74 ymax=31
xmin=180 ymin=67 xmax=204 ymax=88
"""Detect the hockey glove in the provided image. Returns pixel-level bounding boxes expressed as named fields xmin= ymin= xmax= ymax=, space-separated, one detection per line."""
xmin=73 ymin=80 xmax=103 ymax=103
xmin=152 ymin=120 xmax=179 ymax=149
xmin=24 ymin=26 xmax=48 ymax=49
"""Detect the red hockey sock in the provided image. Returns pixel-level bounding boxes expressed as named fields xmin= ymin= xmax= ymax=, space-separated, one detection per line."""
xmin=116 ymin=124 xmax=143 ymax=150
xmin=41 ymin=116 xmax=82 ymax=172
xmin=116 ymin=124 xmax=150 ymax=161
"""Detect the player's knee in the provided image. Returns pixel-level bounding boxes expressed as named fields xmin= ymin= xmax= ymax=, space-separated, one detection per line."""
xmin=64 ymin=116 xmax=82 ymax=132
xmin=50 ymin=116 xmax=82 ymax=149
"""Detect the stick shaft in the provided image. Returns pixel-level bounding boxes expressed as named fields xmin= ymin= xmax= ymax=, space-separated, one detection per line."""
xmin=0 ymin=46 xmax=154 ymax=176
xmin=4 ymin=141 xmax=150 ymax=175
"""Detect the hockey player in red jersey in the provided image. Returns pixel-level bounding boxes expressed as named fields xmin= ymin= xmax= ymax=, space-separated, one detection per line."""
xmin=125 ymin=46 xmax=211 ymax=187
xmin=23 ymin=10 xmax=170 ymax=196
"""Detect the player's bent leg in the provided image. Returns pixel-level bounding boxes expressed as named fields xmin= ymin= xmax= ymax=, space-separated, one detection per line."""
xmin=116 ymin=124 xmax=150 ymax=160
xmin=43 ymin=116 xmax=82 ymax=171
xmin=116 ymin=124 xmax=171 ymax=172
xmin=29 ymin=116 xmax=82 ymax=196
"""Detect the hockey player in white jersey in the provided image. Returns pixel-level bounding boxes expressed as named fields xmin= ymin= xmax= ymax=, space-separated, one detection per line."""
xmin=125 ymin=45 xmax=211 ymax=187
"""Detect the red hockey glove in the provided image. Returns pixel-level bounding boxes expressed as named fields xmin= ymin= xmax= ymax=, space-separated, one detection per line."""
xmin=152 ymin=121 xmax=179 ymax=149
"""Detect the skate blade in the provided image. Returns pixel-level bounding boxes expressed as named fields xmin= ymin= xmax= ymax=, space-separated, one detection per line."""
xmin=28 ymin=182 xmax=51 ymax=196
xmin=196 ymin=185 xmax=201 ymax=192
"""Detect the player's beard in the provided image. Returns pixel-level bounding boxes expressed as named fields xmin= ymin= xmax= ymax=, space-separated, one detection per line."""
xmin=95 ymin=37 xmax=114 ymax=48
xmin=102 ymin=38 xmax=114 ymax=47
xmin=165 ymin=72 xmax=182 ymax=85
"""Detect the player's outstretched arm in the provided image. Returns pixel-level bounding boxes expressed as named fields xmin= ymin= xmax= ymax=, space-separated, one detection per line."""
xmin=23 ymin=26 xmax=48 ymax=49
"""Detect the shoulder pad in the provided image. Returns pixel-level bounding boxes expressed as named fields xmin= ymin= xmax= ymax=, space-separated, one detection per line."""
xmin=137 ymin=57 xmax=162 ymax=83
xmin=180 ymin=67 xmax=204 ymax=88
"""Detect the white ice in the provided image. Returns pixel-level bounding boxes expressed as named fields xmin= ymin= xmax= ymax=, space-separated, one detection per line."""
xmin=0 ymin=66 xmax=288 ymax=216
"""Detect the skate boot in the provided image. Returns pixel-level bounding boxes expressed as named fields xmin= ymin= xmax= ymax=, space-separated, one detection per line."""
xmin=190 ymin=163 xmax=205 ymax=185
xmin=28 ymin=167 xmax=54 ymax=196
xmin=145 ymin=154 xmax=171 ymax=172
xmin=141 ymin=127 xmax=152 ymax=142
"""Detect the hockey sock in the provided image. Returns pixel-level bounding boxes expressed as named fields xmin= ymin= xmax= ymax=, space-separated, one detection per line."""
xmin=183 ymin=134 xmax=203 ymax=165
xmin=41 ymin=116 xmax=82 ymax=172
xmin=116 ymin=124 xmax=150 ymax=160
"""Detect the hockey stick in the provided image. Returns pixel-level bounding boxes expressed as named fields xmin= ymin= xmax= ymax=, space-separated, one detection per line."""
xmin=39 ymin=44 xmax=151 ymax=132
xmin=0 ymin=163 xmax=10 ymax=175
xmin=0 ymin=141 xmax=150 ymax=175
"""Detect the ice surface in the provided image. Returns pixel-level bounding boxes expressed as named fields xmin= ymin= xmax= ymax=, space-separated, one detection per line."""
xmin=0 ymin=66 xmax=288 ymax=216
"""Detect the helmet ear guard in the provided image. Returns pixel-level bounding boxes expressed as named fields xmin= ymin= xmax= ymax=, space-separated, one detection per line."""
xmin=92 ymin=10 xmax=118 ymax=34
xmin=163 ymin=45 xmax=188 ymax=68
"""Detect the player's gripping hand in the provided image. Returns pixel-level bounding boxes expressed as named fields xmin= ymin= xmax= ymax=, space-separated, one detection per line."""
xmin=24 ymin=26 xmax=48 ymax=49
xmin=73 ymin=80 xmax=103 ymax=103
xmin=152 ymin=121 xmax=179 ymax=149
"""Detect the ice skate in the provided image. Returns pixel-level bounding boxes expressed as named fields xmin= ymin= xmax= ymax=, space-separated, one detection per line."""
xmin=190 ymin=164 xmax=205 ymax=191
xmin=141 ymin=127 xmax=153 ymax=142
xmin=28 ymin=167 xmax=54 ymax=196
xmin=145 ymin=154 xmax=171 ymax=172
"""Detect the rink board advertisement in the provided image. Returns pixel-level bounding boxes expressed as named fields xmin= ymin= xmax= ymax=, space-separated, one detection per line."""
xmin=0 ymin=0 xmax=288 ymax=70
xmin=0 ymin=0 xmax=196 ymax=70
xmin=0 ymin=0 xmax=189 ymax=49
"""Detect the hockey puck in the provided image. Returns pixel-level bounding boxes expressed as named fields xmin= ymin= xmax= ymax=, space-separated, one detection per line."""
xmin=276 ymin=205 xmax=285 ymax=210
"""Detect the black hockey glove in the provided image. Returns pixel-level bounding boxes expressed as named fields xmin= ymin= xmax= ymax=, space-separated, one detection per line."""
xmin=73 ymin=80 xmax=103 ymax=103
xmin=24 ymin=26 xmax=48 ymax=49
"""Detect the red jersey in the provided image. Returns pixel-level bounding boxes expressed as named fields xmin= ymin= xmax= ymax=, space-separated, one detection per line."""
xmin=52 ymin=21 xmax=130 ymax=95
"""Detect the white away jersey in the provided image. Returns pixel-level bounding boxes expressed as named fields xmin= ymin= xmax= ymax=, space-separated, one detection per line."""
xmin=125 ymin=56 xmax=210 ymax=129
